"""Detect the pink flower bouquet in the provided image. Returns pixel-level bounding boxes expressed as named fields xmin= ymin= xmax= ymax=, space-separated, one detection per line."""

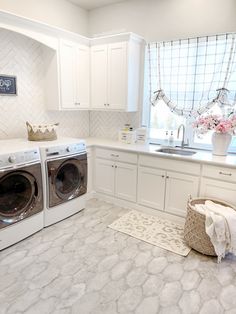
xmin=193 ymin=114 xmax=236 ymax=135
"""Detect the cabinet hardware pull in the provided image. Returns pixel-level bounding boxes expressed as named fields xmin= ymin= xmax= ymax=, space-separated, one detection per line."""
xmin=75 ymin=102 xmax=80 ymax=105
xmin=115 ymin=165 xmax=117 ymax=168
xmin=112 ymin=165 xmax=114 ymax=168
xmin=219 ymin=171 xmax=232 ymax=176
xmin=111 ymin=154 xmax=119 ymax=157
xmin=166 ymin=175 xmax=169 ymax=179
xmin=104 ymin=104 xmax=106 ymax=106
xmin=161 ymin=175 xmax=165 ymax=178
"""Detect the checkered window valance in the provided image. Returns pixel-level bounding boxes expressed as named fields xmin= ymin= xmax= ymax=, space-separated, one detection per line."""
xmin=148 ymin=33 xmax=236 ymax=117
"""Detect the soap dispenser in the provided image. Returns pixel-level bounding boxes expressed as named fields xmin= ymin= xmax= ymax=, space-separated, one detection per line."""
xmin=169 ymin=131 xmax=174 ymax=147
xmin=164 ymin=131 xmax=169 ymax=146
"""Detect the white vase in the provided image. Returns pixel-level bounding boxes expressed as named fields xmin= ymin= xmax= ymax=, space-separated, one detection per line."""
xmin=211 ymin=132 xmax=232 ymax=156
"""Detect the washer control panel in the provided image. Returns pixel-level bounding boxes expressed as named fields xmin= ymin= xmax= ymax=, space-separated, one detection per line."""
xmin=0 ymin=148 xmax=40 ymax=169
xmin=46 ymin=142 xmax=86 ymax=158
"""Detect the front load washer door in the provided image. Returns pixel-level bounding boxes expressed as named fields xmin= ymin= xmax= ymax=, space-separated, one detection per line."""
xmin=47 ymin=153 xmax=87 ymax=208
xmin=0 ymin=164 xmax=43 ymax=229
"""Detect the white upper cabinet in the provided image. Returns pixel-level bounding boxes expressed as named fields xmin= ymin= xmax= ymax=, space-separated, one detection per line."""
xmin=91 ymin=35 xmax=144 ymax=112
xmin=59 ymin=40 xmax=76 ymax=109
xmin=91 ymin=43 xmax=127 ymax=110
xmin=76 ymin=45 xmax=90 ymax=109
xmin=90 ymin=45 xmax=108 ymax=109
xmin=58 ymin=39 xmax=90 ymax=110
xmin=44 ymin=33 xmax=144 ymax=111
xmin=0 ymin=12 xmax=145 ymax=112
xmin=107 ymin=42 xmax=127 ymax=110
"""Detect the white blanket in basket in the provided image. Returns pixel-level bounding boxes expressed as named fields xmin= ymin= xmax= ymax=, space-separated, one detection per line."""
xmin=195 ymin=200 xmax=236 ymax=262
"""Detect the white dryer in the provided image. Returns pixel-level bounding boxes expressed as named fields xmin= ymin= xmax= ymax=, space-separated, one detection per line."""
xmin=38 ymin=138 xmax=87 ymax=227
xmin=0 ymin=143 xmax=43 ymax=250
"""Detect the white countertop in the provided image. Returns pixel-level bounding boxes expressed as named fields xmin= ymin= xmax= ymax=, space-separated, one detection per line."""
xmin=85 ymin=137 xmax=236 ymax=168
xmin=1 ymin=136 xmax=236 ymax=168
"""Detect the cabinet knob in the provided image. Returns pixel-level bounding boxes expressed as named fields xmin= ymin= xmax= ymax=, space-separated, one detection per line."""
xmin=161 ymin=175 xmax=165 ymax=178
xmin=166 ymin=175 xmax=169 ymax=179
xmin=104 ymin=104 xmax=106 ymax=106
xmin=112 ymin=165 xmax=114 ymax=168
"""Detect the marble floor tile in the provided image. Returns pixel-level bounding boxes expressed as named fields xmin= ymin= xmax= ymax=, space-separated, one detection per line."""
xmin=0 ymin=198 xmax=236 ymax=314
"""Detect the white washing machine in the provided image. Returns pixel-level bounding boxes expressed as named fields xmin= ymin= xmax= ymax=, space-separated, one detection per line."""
xmin=38 ymin=138 xmax=87 ymax=227
xmin=0 ymin=142 xmax=44 ymax=250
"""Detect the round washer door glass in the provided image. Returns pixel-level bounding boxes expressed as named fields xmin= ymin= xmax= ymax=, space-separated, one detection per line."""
xmin=55 ymin=163 xmax=81 ymax=198
xmin=0 ymin=172 xmax=35 ymax=222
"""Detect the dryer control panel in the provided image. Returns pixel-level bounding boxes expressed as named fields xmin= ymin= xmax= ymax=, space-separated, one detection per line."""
xmin=45 ymin=142 xmax=86 ymax=158
xmin=0 ymin=148 xmax=40 ymax=169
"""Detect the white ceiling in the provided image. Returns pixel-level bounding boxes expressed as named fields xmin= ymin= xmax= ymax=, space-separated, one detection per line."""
xmin=69 ymin=0 xmax=128 ymax=10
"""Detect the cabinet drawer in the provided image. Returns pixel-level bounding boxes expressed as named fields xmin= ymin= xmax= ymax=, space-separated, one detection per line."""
xmin=139 ymin=155 xmax=200 ymax=175
xmin=96 ymin=148 xmax=137 ymax=164
xmin=202 ymin=165 xmax=236 ymax=183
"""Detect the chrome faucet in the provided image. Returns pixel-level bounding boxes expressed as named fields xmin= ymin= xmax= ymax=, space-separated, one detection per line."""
xmin=177 ymin=124 xmax=188 ymax=149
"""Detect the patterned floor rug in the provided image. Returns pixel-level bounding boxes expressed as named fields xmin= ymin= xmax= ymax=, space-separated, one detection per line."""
xmin=109 ymin=210 xmax=191 ymax=256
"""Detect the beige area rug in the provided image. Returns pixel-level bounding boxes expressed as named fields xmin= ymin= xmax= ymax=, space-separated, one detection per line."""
xmin=109 ymin=210 xmax=191 ymax=256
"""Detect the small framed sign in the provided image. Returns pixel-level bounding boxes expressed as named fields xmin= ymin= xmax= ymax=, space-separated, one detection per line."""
xmin=0 ymin=75 xmax=17 ymax=96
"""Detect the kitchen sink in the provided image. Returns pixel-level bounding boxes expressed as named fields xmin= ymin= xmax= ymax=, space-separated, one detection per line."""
xmin=155 ymin=147 xmax=197 ymax=156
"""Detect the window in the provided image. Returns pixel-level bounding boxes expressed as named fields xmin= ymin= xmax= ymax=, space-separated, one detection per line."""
xmin=144 ymin=34 xmax=236 ymax=152
xmin=149 ymin=99 xmax=186 ymax=143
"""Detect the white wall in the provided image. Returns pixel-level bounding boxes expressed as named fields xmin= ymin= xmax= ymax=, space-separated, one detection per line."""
xmin=0 ymin=0 xmax=88 ymax=35
xmin=89 ymin=0 xmax=236 ymax=41
xmin=0 ymin=29 xmax=89 ymax=140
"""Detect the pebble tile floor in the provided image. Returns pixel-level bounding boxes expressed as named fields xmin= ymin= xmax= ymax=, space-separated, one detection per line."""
xmin=1 ymin=198 xmax=236 ymax=314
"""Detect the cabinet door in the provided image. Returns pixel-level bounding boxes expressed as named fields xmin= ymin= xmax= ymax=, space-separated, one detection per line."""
xmin=165 ymin=171 xmax=199 ymax=217
xmin=137 ymin=166 xmax=165 ymax=210
xmin=107 ymin=42 xmax=127 ymax=110
xmin=75 ymin=45 xmax=90 ymax=109
xmin=59 ymin=40 xmax=76 ymax=109
xmin=95 ymin=158 xmax=115 ymax=195
xmin=200 ymin=178 xmax=236 ymax=206
xmin=91 ymin=45 xmax=108 ymax=109
xmin=115 ymin=162 xmax=137 ymax=202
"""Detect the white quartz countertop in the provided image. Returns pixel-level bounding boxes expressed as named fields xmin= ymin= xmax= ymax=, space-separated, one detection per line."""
xmin=85 ymin=137 xmax=236 ymax=168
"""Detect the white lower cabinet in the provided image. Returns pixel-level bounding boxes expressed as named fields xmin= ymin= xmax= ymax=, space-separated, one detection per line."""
xmin=115 ymin=162 xmax=137 ymax=202
xmin=95 ymin=157 xmax=137 ymax=202
xmin=200 ymin=178 xmax=236 ymax=206
xmin=137 ymin=167 xmax=199 ymax=217
xmin=165 ymin=171 xmax=199 ymax=216
xmin=95 ymin=159 xmax=115 ymax=195
xmin=200 ymin=164 xmax=236 ymax=206
xmin=93 ymin=147 xmax=236 ymax=218
xmin=138 ymin=166 xmax=165 ymax=210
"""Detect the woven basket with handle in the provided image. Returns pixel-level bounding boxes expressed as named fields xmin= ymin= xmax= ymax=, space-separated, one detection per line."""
xmin=184 ymin=197 xmax=235 ymax=256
